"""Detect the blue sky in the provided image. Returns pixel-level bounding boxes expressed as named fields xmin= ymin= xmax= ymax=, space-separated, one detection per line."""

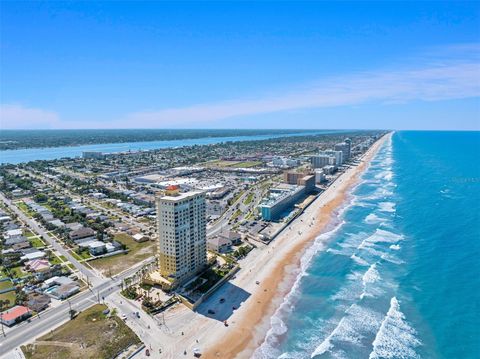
xmin=1 ymin=1 xmax=479 ymax=130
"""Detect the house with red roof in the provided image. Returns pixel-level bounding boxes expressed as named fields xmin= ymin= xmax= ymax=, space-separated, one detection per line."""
xmin=0 ymin=305 xmax=31 ymax=326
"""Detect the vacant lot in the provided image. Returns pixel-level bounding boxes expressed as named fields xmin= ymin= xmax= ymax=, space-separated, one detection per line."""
xmin=21 ymin=304 xmax=141 ymax=359
xmin=29 ymin=237 xmax=45 ymax=248
xmin=90 ymin=233 xmax=154 ymax=276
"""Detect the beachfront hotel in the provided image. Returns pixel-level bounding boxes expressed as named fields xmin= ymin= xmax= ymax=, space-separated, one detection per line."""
xmin=155 ymin=186 xmax=207 ymax=286
xmin=334 ymin=138 xmax=352 ymax=162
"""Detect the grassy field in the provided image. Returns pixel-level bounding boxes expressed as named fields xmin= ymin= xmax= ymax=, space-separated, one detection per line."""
xmin=90 ymin=233 xmax=154 ymax=276
xmin=205 ymin=160 xmax=262 ymax=168
xmin=0 ymin=290 xmax=16 ymax=308
xmin=204 ymin=160 xmax=240 ymax=167
xmin=231 ymin=161 xmax=262 ymax=168
xmin=0 ymin=279 xmax=14 ymax=291
xmin=21 ymin=304 xmax=141 ymax=359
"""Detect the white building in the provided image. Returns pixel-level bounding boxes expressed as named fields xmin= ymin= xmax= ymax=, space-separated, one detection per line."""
xmin=310 ymin=155 xmax=335 ymax=169
xmin=155 ymin=187 xmax=207 ymax=284
xmin=315 ymin=169 xmax=326 ymax=183
xmin=319 ymin=150 xmax=343 ymax=166
xmin=334 ymin=140 xmax=351 ymax=162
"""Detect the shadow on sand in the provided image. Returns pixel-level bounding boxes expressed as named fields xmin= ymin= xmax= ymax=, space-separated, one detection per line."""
xmin=195 ymin=282 xmax=251 ymax=322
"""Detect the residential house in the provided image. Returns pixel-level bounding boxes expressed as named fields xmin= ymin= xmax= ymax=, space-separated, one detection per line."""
xmin=69 ymin=227 xmax=95 ymax=241
xmin=207 ymin=236 xmax=232 ymax=253
xmin=27 ymin=293 xmax=51 ymax=313
xmin=0 ymin=306 xmax=31 ymax=327
xmin=132 ymin=233 xmax=149 ymax=242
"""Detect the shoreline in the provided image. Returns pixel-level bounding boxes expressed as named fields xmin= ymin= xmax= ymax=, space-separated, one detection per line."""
xmin=202 ymin=132 xmax=392 ymax=358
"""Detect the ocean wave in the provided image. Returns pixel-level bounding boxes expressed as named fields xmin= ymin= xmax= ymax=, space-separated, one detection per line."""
xmin=358 ymin=228 xmax=403 ymax=250
xmin=362 ymin=263 xmax=380 ymax=285
xmin=374 ymin=170 xmax=394 ymax=181
xmin=310 ymin=304 xmax=382 ymax=358
xmin=253 ymin=222 xmax=346 ymax=359
xmin=351 ymin=254 xmax=369 ymax=266
xmin=378 ymin=202 xmax=396 ymax=213
xmin=365 ymin=213 xmax=383 ymax=224
xmin=368 ymin=297 xmax=421 ymax=359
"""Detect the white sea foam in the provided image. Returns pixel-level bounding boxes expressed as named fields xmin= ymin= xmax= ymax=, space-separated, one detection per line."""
xmin=253 ymin=222 xmax=346 ymax=359
xmin=327 ymin=248 xmax=350 ymax=257
xmin=351 ymin=254 xmax=369 ymax=266
xmin=389 ymin=244 xmax=401 ymax=250
xmin=368 ymin=297 xmax=421 ymax=359
xmin=378 ymin=201 xmax=396 ymax=213
xmin=375 ymin=170 xmax=393 ymax=181
xmin=311 ymin=304 xmax=382 ymax=358
xmin=365 ymin=213 xmax=383 ymax=224
xmin=360 ymin=263 xmax=383 ymax=299
xmin=362 ymin=264 xmax=380 ymax=285
xmin=358 ymin=228 xmax=403 ymax=250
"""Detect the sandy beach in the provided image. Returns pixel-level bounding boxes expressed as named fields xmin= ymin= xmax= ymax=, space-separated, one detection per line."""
xmin=125 ymin=133 xmax=391 ymax=359
xmin=198 ymin=132 xmax=391 ymax=359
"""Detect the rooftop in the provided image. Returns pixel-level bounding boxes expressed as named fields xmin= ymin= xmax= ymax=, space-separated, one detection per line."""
xmin=0 ymin=306 xmax=30 ymax=322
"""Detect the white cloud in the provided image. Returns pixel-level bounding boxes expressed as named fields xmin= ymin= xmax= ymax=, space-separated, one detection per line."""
xmin=122 ymin=61 xmax=480 ymax=128
xmin=2 ymin=44 xmax=479 ymax=129
xmin=0 ymin=104 xmax=61 ymax=129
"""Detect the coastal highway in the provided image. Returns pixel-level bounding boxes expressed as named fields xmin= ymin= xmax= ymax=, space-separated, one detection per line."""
xmin=0 ymin=258 xmax=154 ymax=356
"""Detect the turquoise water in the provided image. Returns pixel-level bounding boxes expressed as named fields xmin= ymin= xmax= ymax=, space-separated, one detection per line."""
xmin=0 ymin=130 xmax=342 ymax=164
xmin=254 ymin=131 xmax=480 ymax=359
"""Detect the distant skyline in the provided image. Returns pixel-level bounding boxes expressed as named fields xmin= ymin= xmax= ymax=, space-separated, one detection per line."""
xmin=1 ymin=1 xmax=479 ymax=130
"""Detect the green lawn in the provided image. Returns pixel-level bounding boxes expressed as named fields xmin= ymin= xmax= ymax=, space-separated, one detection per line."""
xmin=9 ymin=266 xmax=28 ymax=278
xmin=23 ymin=229 xmax=35 ymax=237
xmin=0 ymin=291 xmax=16 ymax=308
xmin=0 ymin=279 xmax=14 ymax=291
xmin=49 ymin=256 xmax=63 ymax=265
xmin=90 ymin=233 xmax=154 ymax=276
xmin=243 ymin=192 xmax=255 ymax=205
xmin=231 ymin=161 xmax=262 ymax=168
xmin=230 ymin=190 xmax=245 ymax=205
xmin=66 ymin=263 xmax=76 ymax=270
xmin=21 ymin=304 xmax=141 ymax=359
xmin=30 ymin=237 xmax=45 ymax=248
xmin=71 ymin=251 xmax=91 ymax=260
xmin=230 ymin=209 xmax=242 ymax=222
xmin=16 ymin=201 xmax=35 ymax=217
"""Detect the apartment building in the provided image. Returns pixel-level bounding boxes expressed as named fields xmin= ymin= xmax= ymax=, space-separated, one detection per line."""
xmin=155 ymin=186 xmax=207 ymax=285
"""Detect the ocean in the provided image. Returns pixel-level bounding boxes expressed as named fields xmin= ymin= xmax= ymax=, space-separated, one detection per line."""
xmin=253 ymin=131 xmax=480 ymax=359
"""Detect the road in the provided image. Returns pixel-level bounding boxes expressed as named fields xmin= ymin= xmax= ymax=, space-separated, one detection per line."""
xmin=0 ymin=190 xmax=158 ymax=356
xmin=0 ymin=192 xmax=101 ymax=286
xmin=18 ymin=168 xmax=154 ymax=235
xmin=0 ymin=258 xmax=153 ymax=355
